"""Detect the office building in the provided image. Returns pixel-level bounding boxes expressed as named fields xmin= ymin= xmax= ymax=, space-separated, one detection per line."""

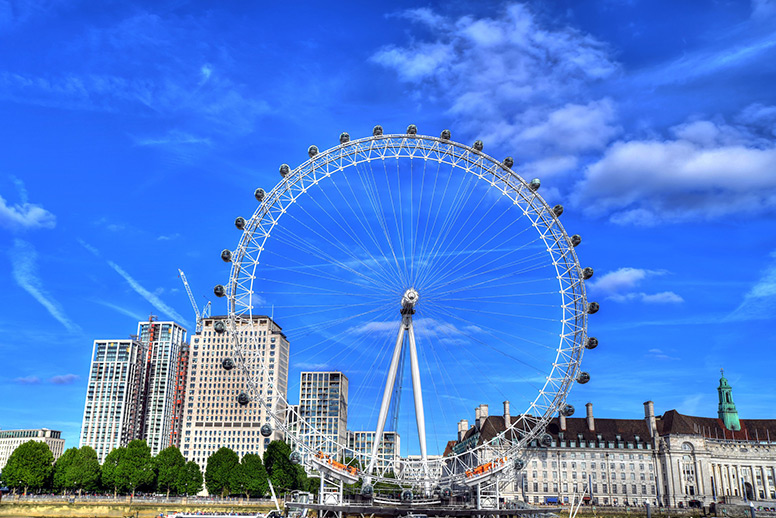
xmin=181 ymin=315 xmax=289 ymax=469
xmin=0 ymin=428 xmax=65 ymax=471
xmin=448 ymin=372 xmax=776 ymax=508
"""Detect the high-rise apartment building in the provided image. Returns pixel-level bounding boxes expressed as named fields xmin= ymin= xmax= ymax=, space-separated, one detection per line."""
xmin=297 ymin=371 xmax=348 ymax=458
xmin=135 ymin=319 xmax=187 ymax=455
xmin=181 ymin=315 xmax=290 ymax=469
xmin=79 ymin=339 xmax=144 ymax=462
xmin=0 ymin=429 xmax=65 ymax=471
xmin=169 ymin=344 xmax=190 ymax=448
xmin=346 ymin=430 xmax=400 ymax=474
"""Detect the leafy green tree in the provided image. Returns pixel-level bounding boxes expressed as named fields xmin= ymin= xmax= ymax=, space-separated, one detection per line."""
xmin=101 ymin=447 xmax=125 ymax=497
xmin=155 ymin=446 xmax=186 ymax=497
xmin=205 ymin=447 xmax=239 ymax=497
xmin=2 ymin=440 xmax=54 ymax=495
xmin=53 ymin=448 xmax=78 ymax=493
xmin=177 ymin=461 xmax=203 ymax=496
xmin=68 ymin=446 xmax=101 ymax=495
xmin=240 ymin=453 xmax=268 ymax=499
xmin=116 ymin=440 xmax=155 ymax=498
xmin=263 ymin=441 xmax=296 ymax=493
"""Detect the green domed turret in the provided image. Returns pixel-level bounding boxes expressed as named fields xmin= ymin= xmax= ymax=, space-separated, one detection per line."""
xmin=717 ymin=369 xmax=741 ymax=431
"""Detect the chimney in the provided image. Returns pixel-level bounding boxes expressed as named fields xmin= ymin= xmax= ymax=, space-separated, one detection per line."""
xmin=586 ymin=402 xmax=595 ymax=432
xmin=476 ymin=404 xmax=489 ymax=430
xmin=458 ymin=419 xmax=469 ymax=441
xmin=503 ymin=400 xmax=511 ymax=427
xmin=559 ymin=411 xmax=567 ymax=431
xmin=644 ymin=401 xmax=658 ymax=438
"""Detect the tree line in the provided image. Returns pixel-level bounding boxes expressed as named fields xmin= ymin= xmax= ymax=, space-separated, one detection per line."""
xmin=0 ymin=439 xmax=317 ymax=498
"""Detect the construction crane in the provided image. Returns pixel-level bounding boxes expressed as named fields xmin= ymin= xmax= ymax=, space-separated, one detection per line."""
xmin=178 ymin=269 xmax=211 ymax=334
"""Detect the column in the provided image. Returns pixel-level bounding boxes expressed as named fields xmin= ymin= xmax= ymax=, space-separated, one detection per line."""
xmin=760 ymin=466 xmax=769 ymax=500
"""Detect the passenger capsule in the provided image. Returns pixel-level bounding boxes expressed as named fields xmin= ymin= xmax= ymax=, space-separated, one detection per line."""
xmin=406 ymin=124 xmax=418 ymax=135
xmin=237 ymin=392 xmax=250 ymax=406
xmin=308 ymin=145 xmax=318 ymax=158
xmin=586 ymin=337 xmax=599 ymax=350
xmin=235 ymin=217 xmax=246 ymax=230
xmin=373 ymin=125 xmax=384 ymax=136
xmin=514 ymin=459 xmax=526 ymax=470
xmin=279 ymin=164 xmax=290 ymax=178
xmin=339 ymin=132 xmax=350 ymax=144
xmin=260 ymin=424 xmax=273 ymax=437
xmin=214 ymin=321 xmax=226 ymax=334
xmin=577 ymin=371 xmax=591 ymax=384
xmin=214 ymin=284 xmax=226 ymax=298
xmin=571 ymin=234 xmax=581 ymax=247
xmin=361 ymin=484 xmax=373 ymax=496
xmin=529 ymin=178 xmax=541 ymax=191
xmin=254 ymin=188 xmax=265 ymax=202
xmin=441 ymin=487 xmax=452 ymax=499
xmin=540 ymin=433 xmax=553 ymax=447
xmin=503 ymin=157 xmax=514 ymax=168
xmin=441 ymin=129 xmax=451 ymax=140
xmin=562 ymin=404 xmax=575 ymax=417
xmin=401 ymin=489 xmax=413 ymax=502
xmin=588 ymin=301 xmax=600 ymax=314
xmin=290 ymin=451 xmax=302 ymax=465
xmin=221 ymin=249 xmax=232 ymax=263
xmin=553 ymin=205 xmax=564 ymax=217
xmin=222 ymin=358 xmax=234 ymax=371
xmin=473 ymin=140 xmax=484 ymax=152
xmin=581 ymin=267 xmax=594 ymax=280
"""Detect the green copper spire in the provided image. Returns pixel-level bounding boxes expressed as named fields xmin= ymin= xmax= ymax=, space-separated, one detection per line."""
xmin=717 ymin=368 xmax=741 ymax=431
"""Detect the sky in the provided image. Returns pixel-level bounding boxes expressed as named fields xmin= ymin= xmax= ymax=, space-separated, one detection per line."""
xmin=1 ymin=0 xmax=776 ymax=457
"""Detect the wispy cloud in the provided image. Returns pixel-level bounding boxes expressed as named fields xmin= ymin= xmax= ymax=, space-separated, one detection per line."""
xmin=49 ymin=374 xmax=79 ymax=385
xmin=92 ymin=299 xmax=147 ymax=321
xmin=14 ymin=376 xmax=41 ymax=384
xmin=726 ymin=249 xmax=776 ymax=321
xmin=646 ymin=348 xmax=680 ymax=361
xmin=107 ymin=260 xmax=189 ymax=326
xmin=9 ymin=239 xmax=81 ymax=332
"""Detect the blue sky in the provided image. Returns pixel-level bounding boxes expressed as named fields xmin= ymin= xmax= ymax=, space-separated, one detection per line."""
xmin=1 ymin=0 xmax=776 ymax=457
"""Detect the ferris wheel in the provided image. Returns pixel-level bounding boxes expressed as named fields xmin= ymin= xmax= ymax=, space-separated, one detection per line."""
xmin=215 ymin=126 xmax=598 ymax=498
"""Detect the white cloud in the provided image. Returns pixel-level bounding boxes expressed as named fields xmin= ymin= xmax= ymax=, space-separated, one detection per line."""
xmin=0 ymin=194 xmax=56 ymax=231
xmin=575 ymin=113 xmax=776 ymax=225
xmin=645 ymin=348 xmax=680 ymax=361
xmin=9 ymin=239 xmax=80 ymax=332
xmin=107 ymin=260 xmax=190 ymax=327
xmin=588 ymin=267 xmax=683 ymax=304
xmin=371 ymin=4 xmax=620 ymax=155
xmin=726 ymin=250 xmax=776 ymax=321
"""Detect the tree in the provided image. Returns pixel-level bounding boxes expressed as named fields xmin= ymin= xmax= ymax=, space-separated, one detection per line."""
xmin=53 ymin=448 xmax=77 ymax=493
xmin=263 ymin=441 xmax=296 ymax=493
xmin=68 ymin=446 xmax=101 ymax=496
xmin=239 ymin=453 xmax=268 ymax=499
xmin=101 ymin=447 xmax=125 ymax=497
xmin=177 ymin=461 xmax=203 ymax=496
xmin=116 ymin=440 xmax=155 ymax=499
xmin=205 ymin=447 xmax=239 ymax=497
xmin=2 ymin=441 xmax=54 ymax=495
xmin=155 ymin=446 xmax=185 ymax=498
